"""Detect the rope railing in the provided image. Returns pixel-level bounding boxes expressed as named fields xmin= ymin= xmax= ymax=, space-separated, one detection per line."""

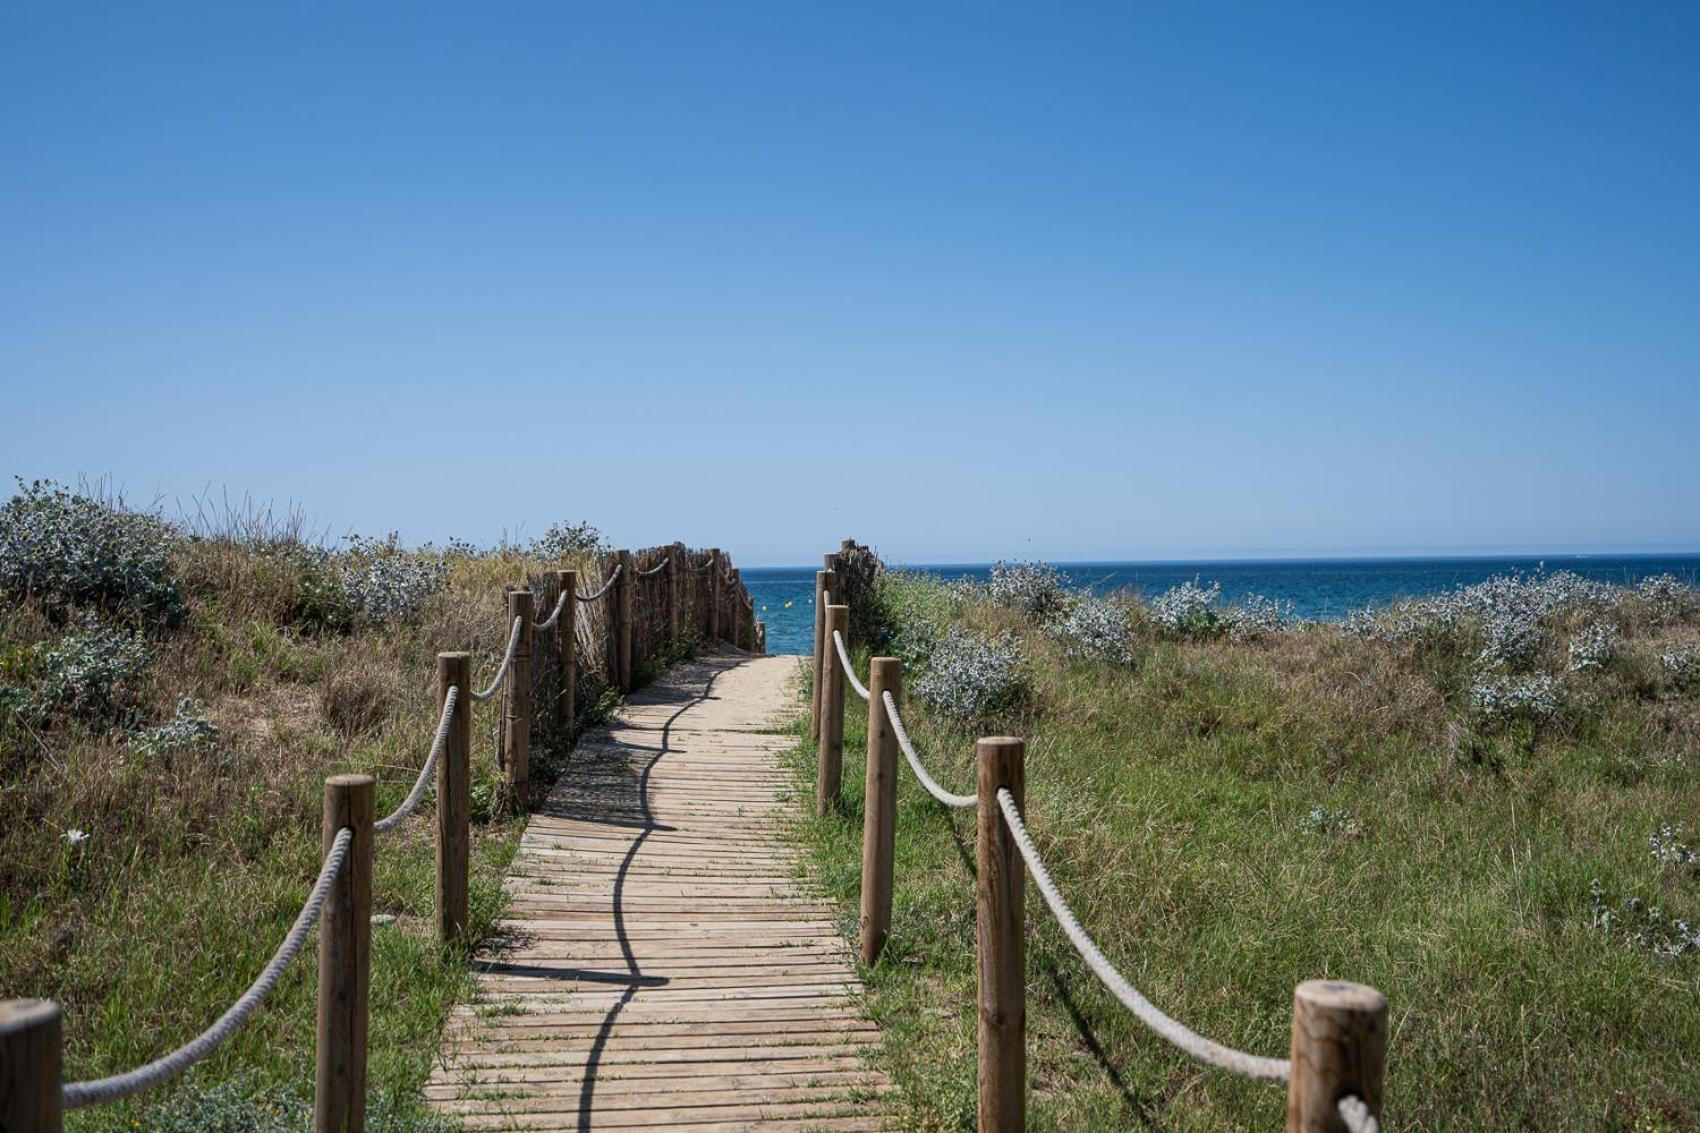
xmin=373 ymin=687 xmax=458 ymax=835
xmin=1340 ymin=1095 xmax=1382 ymax=1133
xmin=809 ymin=538 xmax=1385 ymax=1133
xmin=61 ymin=827 xmax=354 ymax=1110
xmin=470 ymin=616 xmax=522 ymax=701
xmin=533 ymin=588 xmax=569 ymax=632
xmin=994 ymin=787 xmax=1292 ymax=1081
xmin=575 ymin=562 xmax=622 ymax=601
xmin=883 ymin=691 xmax=977 ymax=809
xmin=3 ymin=539 xmax=767 ymax=1131
xmin=831 ymin=630 xmax=869 ymax=701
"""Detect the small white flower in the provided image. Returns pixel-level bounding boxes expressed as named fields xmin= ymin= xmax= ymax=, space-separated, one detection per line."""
xmin=65 ymin=827 xmax=89 ymax=845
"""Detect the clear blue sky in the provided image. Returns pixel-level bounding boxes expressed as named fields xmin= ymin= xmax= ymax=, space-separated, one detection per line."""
xmin=3 ymin=3 xmax=1697 ymax=566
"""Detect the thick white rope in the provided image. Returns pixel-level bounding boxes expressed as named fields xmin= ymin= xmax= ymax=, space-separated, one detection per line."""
xmin=373 ymin=687 xmax=457 ymax=834
xmin=62 ymin=827 xmax=354 ymax=1109
xmin=995 ymin=788 xmax=1292 ymax=1081
xmin=1339 ymin=1096 xmax=1381 ymax=1133
xmin=831 ymin=630 xmax=870 ymax=702
xmin=637 ymin=556 xmax=670 ymax=577
xmin=575 ymin=563 xmax=622 ymax=601
xmin=533 ymin=588 xmax=569 ymax=632
xmin=882 ymin=691 xmax=977 ymax=809
xmin=470 ymin=616 xmax=522 ymax=701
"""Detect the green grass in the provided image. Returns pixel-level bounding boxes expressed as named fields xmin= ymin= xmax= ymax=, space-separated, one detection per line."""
xmin=0 ymin=537 xmax=606 ymax=1131
xmin=785 ymin=585 xmax=1700 ymax=1132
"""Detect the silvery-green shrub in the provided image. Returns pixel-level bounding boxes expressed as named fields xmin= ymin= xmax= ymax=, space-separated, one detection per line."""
xmin=131 ymin=696 xmax=219 ymax=760
xmin=987 ymin=560 xmax=1069 ymax=620
xmin=1226 ymin=593 xmax=1297 ymax=641
xmin=0 ymin=478 xmax=184 ymax=622
xmin=340 ymin=534 xmax=448 ymax=623
xmin=41 ymin=620 xmax=151 ymax=721
xmin=1049 ymin=597 xmax=1132 ymax=665
xmin=1589 ymin=879 xmax=1700 ymax=958
xmin=1150 ymin=578 xmax=1231 ymax=639
xmin=1469 ymin=672 xmax=1562 ymax=725
xmin=1637 ymin=574 xmax=1698 ymax=621
xmin=1567 ymin=623 xmax=1617 ymax=672
xmin=912 ymin=624 xmax=1028 ymax=725
xmin=1659 ymin=645 xmax=1700 ymax=691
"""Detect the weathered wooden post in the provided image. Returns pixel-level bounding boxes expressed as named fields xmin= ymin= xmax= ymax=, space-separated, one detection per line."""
xmin=859 ymin=657 xmax=901 ymax=965
xmin=556 ymin=569 xmax=577 ymax=734
xmin=667 ymin=543 xmax=682 ymax=644
xmin=615 ymin=551 xmax=633 ymax=692
xmin=0 ymin=999 xmax=62 ymax=1133
xmin=756 ymin=620 xmax=767 ymax=654
xmin=504 ymin=589 xmax=534 ymax=810
xmin=817 ymin=603 xmax=849 ymax=816
xmin=436 ymin=652 xmax=471 ymax=947
xmin=706 ymin=549 xmax=721 ymax=644
xmin=1286 ymin=981 xmax=1388 ymax=1132
xmin=724 ymin=568 xmax=737 ymax=649
xmin=977 ymin=736 xmax=1025 ymax=1133
xmin=317 ymin=774 xmax=373 ymax=1133
xmin=810 ymin=568 xmax=836 ymax=741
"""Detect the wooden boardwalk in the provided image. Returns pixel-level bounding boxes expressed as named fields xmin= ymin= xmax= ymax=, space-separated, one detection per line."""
xmin=428 ymin=651 xmax=892 ymax=1131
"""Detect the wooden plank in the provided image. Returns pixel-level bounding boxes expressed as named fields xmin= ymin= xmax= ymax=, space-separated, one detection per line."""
xmin=429 ymin=650 xmax=893 ymax=1130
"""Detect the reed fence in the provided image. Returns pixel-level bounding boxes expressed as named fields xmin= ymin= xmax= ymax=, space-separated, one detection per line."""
xmin=0 ymin=542 xmax=763 ymax=1132
xmin=810 ymin=542 xmax=1388 ymax=1133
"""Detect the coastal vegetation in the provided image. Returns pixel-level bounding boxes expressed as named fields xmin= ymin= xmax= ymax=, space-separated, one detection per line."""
xmin=794 ymin=556 xmax=1700 ymax=1130
xmin=0 ymin=480 xmax=615 ymax=1130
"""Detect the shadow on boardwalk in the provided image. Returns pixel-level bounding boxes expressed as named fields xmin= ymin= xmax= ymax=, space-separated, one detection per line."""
xmin=429 ymin=650 xmax=891 ymax=1132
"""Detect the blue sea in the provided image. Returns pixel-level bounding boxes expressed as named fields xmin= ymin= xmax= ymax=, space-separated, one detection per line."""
xmin=742 ymin=554 xmax=1700 ymax=656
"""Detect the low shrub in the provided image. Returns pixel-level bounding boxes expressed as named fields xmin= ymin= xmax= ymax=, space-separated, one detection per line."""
xmin=1660 ymin=645 xmax=1700 ymax=691
xmin=0 ymin=478 xmax=184 ymax=623
xmin=39 ymin=619 xmax=151 ymax=723
xmin=912 ymin=624 xmax=1028 ymax=726
xmin=1151 ymin=578 xmax=1232 ymax=639
xmin=1048 ymin=596 xmax=1133 ymax=665
xmin=130 ymin=696 xmax=220 ymax=761
xmin=987 ymin=560 xmax=1069 ymax=620
xmin=340 ymin=534 xmax=449 ymax=623
xmin=1468 ymin=672 xmax=1563 ymax=726
xmin=530 ymin=519 xmax=608 ymax=561
xmin=1567 ymin=623 xmax=1618 ymax=673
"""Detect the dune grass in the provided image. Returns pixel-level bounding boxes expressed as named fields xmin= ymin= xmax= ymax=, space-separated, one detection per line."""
xmin=786 ymin=570 xmax=1700 ymax=1132
xmin=0 ymin=491 xmax=611 ymax=1130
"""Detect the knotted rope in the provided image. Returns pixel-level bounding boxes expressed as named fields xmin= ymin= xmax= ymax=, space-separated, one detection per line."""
xmin=882 ymin=691 xmax=977 ymax=809
xmin=373 ymin=687 xmax=458 ymax=834
xmin=470 ymin=616 xmax=522 ymax=702
xmin=995 ymin=787 xmax=1292 ymax=1081
xmin=62 ymin=827 xmax=354 ymax=1109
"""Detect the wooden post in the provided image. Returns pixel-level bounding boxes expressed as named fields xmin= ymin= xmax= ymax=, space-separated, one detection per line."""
xmin=504 ymin=589 xmax=534 ymax=810
xmin=728 ymin=568 xmax=742 ymax=649
xmin=859 ymin=657 xmax=901 ymax=965
xmin=667 ymin=543 xmax=682 ymax=645
xmin=817 ymin=604 xmax=849 ymax=816
xmin=756 ymin=620 xmax=766 ymax=654
xmin=556 ymin=569 xmax=577 ymax=735
xmin=977 ymin=736 xmax=1025 ymax=1133
xmin=810 ymin=568 xmax=836 ymax=741
xmin=436 ymin=653 xmax=471 ymax=947
xmin=615 ymin=551 xmax=633 ymax=692
xmin=706 ymin=549 xmax=721 ymax=644
xmin=1286 ymin=981 xmax=1388 ymax=1132
xmin=0 ymin=999 xmax=62 ymax=1133
xmin=317 ymin=774 xmax=373 ymax=1133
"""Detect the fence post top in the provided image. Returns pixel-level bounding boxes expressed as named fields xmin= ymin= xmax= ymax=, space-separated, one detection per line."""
xmin=437 ymin=650 xmax=471 ymax=661
xmin=0 ymin=997 xmax=60 ymax=1032
xmin=976 ymin=736 xmax=1025 ymax=751
xmin=1294 ymin=980 xmax=1386 ymax=1013
xmin=325 ymin=773 xmax=376 ymax=789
